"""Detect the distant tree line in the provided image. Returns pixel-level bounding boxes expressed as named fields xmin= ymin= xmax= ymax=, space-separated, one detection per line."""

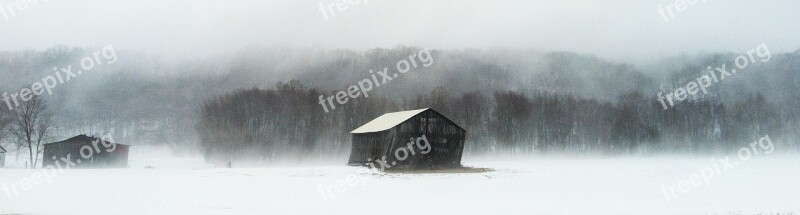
xmin=197 ymin=80 xmax=798 ymax=163
xmin=2 ymin=46 xmax=799 ymax=163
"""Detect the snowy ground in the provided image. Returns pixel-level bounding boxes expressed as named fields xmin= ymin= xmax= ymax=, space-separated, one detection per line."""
xmin=0 ymin=152 xmax=798 ymax=215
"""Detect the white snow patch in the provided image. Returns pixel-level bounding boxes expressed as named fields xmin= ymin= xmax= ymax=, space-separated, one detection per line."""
xmin=0 ymin=155 xmax=797 ymax=214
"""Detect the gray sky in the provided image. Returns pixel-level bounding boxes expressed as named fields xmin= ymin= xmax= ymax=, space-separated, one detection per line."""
xmin=1 ymin=0 xmax=798 ymax=61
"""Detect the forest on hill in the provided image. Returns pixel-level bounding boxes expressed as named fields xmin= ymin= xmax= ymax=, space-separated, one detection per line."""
xmin=1 ymin=46 xmax=798 ymax=162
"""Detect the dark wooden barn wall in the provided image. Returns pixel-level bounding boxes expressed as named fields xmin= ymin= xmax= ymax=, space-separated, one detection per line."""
xmin=42 ymin=142 xmax=129 ymax=168
xmin=348 ymin=132 xmax=390 ymax=165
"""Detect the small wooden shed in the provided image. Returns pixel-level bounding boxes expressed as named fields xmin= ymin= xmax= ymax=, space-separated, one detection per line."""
xmin=348 ymin=108 xmax=466 ymax=169
xmin=42 ymin=135 xmax=130 ymax=168
xmin=0 ymin=146 xmax=6 ymax=168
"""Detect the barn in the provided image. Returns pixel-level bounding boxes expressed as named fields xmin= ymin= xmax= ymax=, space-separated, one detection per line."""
xmin=348 ymin=108 xmax=466 ymax=169
xmin=0 ymin=146 xmax=6 ymax=168
xmin=42 ymin=135 xmax=130 ymax=168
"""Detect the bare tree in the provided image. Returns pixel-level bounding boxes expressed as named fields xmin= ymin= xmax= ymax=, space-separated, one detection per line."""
xmin=0 ymin=104 xmax=11 ymax=149
xmin=9 ymin=95 xmax=52 ymax=169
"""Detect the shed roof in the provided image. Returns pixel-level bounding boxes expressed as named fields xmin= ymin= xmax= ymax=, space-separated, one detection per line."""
xmin=0 ymin=145 xmax=6 ymax=153
xmin=45 ymin=135 xmax=128 ymax=146
xmin=350 ymin=108 xmax=466 ymax=134
xmin=350 ymin=108 xmax=429 ymax=134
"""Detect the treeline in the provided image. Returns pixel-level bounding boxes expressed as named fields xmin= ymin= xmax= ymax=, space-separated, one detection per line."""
xmin=2 ymin=46 xmax=799 ymax=159
xmin=197 ymin=80 xmax=395 ymax=163
xmin=198 ymin=81 xmax=799 ymax=163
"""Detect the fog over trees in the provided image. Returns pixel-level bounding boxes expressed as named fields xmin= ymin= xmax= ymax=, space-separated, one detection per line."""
xmin=1 ymin=46 xmax=798 ymax=163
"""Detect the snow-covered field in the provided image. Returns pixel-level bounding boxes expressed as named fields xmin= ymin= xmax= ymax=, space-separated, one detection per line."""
xmin=1 ymin=153 xmax=798 ymax=215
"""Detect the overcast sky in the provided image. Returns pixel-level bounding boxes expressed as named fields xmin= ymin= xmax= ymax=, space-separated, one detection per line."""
xmin=1 ymin=0 xmax=798 ymax=61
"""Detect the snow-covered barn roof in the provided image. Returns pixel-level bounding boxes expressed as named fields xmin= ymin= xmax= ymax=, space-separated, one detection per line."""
xmin=350 ymin=108 xmax=466 ymax=134
xmin=350 ymin=108 xmax=430 ymax=134
xmin=44 ymin=135 xmax=128 ymax=146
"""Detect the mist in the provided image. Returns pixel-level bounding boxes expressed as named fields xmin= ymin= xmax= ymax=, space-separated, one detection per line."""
xmin=2 ymin=0 xmax=800 ymax=61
